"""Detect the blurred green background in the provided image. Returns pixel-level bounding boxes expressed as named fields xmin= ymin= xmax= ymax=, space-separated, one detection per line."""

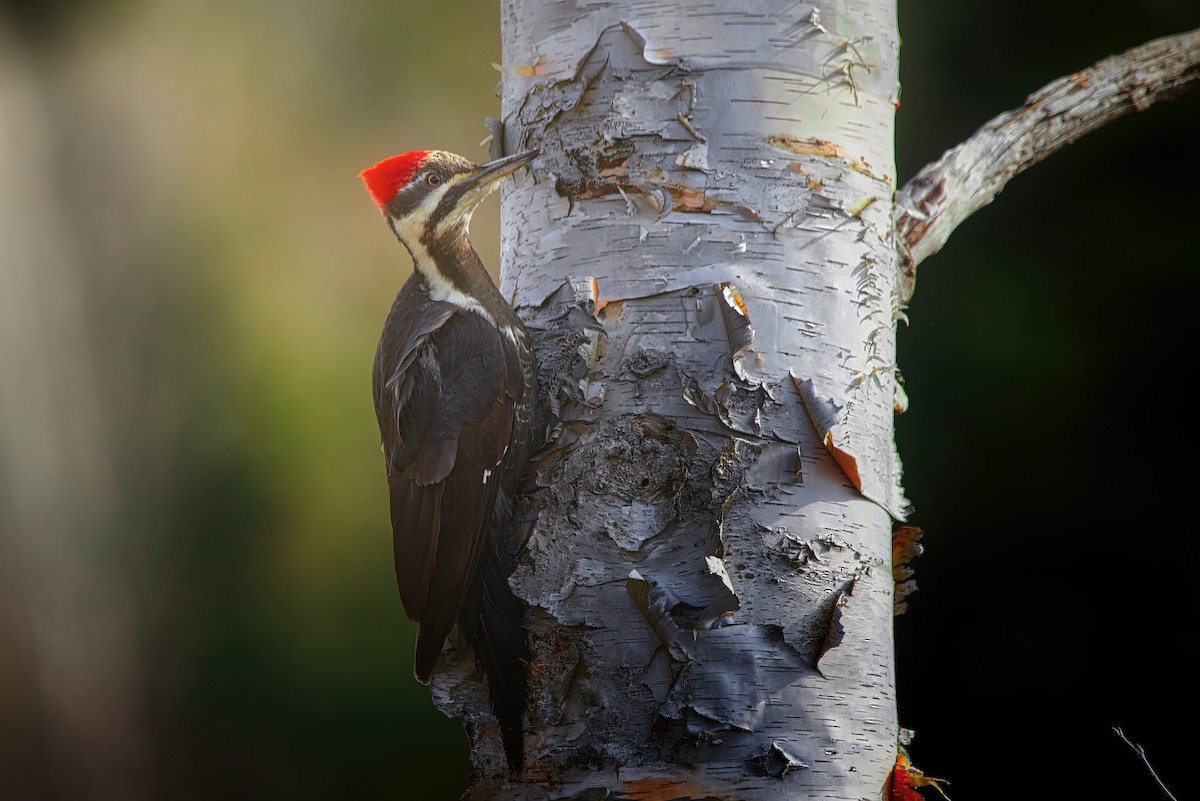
xmin=0 ymin=2 xmax=1196 ymax=800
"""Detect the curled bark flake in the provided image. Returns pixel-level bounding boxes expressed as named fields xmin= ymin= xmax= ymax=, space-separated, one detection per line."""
xmin=773 ymin=572 xmax=857 ymax=670
xmin=715 ymin=282 xmax=762 ymax=384
xmin=762 ymin=531 xmax=823 ymax=570
xmin=643 ymin=647 xmax=677 ymax=705
xmin=629 ymin=555 xmax=741 ymax=645
xmin=483 ymin=116 xmax=506 ymax=161
xmin=893 ymin=374 xmax=909 ymax=414
xmin=619 ymin=21 xmax=678 ymax=67
xmin=710 ymin=437 xmax=761 ymax=505
xmin=889 ymin=746 xmax=952 ymax=801
xmin=586 ymin=276 xmax=611 ymax=317
xmin=893 ymin=580 xmax=918 ymax=619
xmin=823 ymin=430 xmax=864 ymax=495
xmin=703 ymin=556 xmax=736 ymax=600
xmin=676 ymin=141 xmax=708 ymax=170
xmin=815 ymin=583 xmax=853 ymax=676
xmin=738 ymin=440 xmax=802 ymax=497
xmin=627 ymin=570 xmax=690 ymax=662
xmin=847 ymin=194 xmax=879 ymax=218
xmin=679 ymin=368 xmax=716 ymax=416
xmin=685 ymin=284 xmax=772 ymax=392
xmin=791 ymin=372 xmax=911 ymax=520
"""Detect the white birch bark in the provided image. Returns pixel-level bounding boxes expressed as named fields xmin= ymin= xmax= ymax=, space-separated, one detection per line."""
xmin=430 ymin=2 xmax=905 ymax=798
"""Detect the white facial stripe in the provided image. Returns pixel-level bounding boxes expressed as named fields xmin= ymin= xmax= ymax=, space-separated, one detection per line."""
xmin=388 ymin=172 xmax=502 ymax=321
xmin=432 ymin=177 xmax=493 ymax=239
xmin=402 ymin=235 xmax=496 ymax=322
xmin=388 ymin=178 xmax=454 ymax=245
xmin=388 ymin=178 xmax=496 ymax=324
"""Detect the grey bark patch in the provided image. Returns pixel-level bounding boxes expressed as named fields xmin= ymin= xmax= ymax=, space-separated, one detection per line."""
xmin=510 ymin=24 xmax=703 ymax=211
xmin=513 ymin=414 xmax=714 ymax=622
xmin=523 ymin=300 xmax=609 ymax=456
xmin=621 ymin=347 xmax=671 ymax=378
xmin=748 ymin=740 xmax=811 ymax=778
xmin=567 ymin=415 xmax=695 ymax=553
xmin=669 ymin=624 xmax=771 ymax=732
xmin=711 ymin=380 xmax=769 ymax=438
xmin=710 ymin=437 xmax=762 ymax=502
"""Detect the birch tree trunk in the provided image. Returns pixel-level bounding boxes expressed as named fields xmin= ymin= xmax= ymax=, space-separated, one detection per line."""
xmin=421 ymin=4 xmax=1200 ymax=799
xmin=430 ymin=2 xmax=905 ymax=798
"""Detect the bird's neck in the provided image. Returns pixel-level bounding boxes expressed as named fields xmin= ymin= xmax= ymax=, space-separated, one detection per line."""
xmin=408 ymin=234 xmax=507 ymax=321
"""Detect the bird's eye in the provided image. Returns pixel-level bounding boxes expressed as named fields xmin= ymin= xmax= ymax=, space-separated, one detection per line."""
xmin=426 ymin=174 xmax=442 ymax=187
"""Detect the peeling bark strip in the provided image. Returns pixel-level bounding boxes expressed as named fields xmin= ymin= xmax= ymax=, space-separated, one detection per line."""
xmin=443 ymin=2 xmax=905 ymax=797
xmin=894 ymin=27 xmax=1200 ymax=303
xmin=891 ymin=526 xmax=922 ymax=617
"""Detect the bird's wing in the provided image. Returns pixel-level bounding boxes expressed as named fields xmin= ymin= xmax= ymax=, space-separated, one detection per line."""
xmin=373 ymin=304 xmax=516 ymax=682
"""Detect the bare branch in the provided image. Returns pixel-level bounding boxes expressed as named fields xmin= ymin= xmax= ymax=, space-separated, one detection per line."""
xmin=895 ymin=27 xmax=1200 ymax=303
xmin=1112 ymin=726 xmax=1178 ymax=801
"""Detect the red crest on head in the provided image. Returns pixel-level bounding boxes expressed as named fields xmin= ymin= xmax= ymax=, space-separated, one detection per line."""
xmin=358 ymin=151 xmax=431 ymax=210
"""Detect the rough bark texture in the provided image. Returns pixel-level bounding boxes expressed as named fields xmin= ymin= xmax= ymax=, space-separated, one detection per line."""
xmin=427 ymin=2 xmax=905 ymax=798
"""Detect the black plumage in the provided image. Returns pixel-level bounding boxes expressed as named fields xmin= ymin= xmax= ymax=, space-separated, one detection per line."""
xmin=363 ymin=149 xmax=539 ymax=774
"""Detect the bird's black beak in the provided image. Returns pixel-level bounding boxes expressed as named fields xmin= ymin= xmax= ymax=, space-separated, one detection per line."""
xmin=463 ymin=149 xmax=540 ymax=196
xmin=432 ymin=149 xmax=540 ymax=237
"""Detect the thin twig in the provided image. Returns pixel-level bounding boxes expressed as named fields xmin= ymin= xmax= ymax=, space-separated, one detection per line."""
xmin=1112 ymin=726 xmax=1178 ymax=801
xmin=894 ymin=27 xmax=1200 ymax=304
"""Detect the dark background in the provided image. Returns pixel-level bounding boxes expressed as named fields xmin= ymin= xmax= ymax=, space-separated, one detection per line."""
xmin=896 ymin=3 xmax=1200 ymax=800
xmin=1 ymin=2 xmax=1196 ymax=799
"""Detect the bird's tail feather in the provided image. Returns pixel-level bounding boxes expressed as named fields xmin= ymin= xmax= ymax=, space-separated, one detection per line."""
xmin=471 ymin=553 xmax=529 ymax=774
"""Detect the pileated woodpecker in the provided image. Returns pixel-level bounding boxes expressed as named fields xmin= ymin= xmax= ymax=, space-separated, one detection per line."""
xmin=359 ymin=149 xmax=539 ymax=774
